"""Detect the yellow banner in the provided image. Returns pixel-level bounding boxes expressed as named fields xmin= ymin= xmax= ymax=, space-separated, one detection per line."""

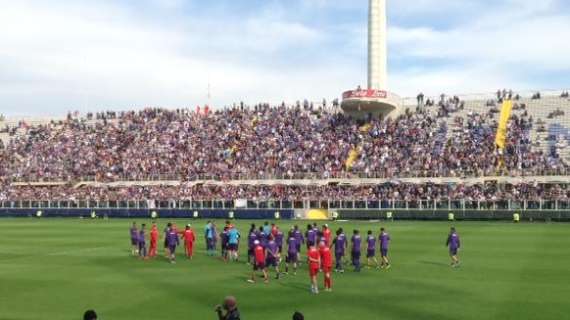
xmin=345 ymin=148 xmax=360 ymax=169
xmin=359 ymin=123 xmax=371 ymax=133
xmin=495 ymin=100 xmax=513 ymax=150
xmin=307 ymin=209 xmax=329 ymax=220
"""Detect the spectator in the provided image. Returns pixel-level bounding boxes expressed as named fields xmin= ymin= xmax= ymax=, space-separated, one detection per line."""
xmin=416 ymin=92 xmax=424 ymax=106
xmin=215 ymin=296 xmax=240 ymax=320
xmin=83 ymin=310 xmax=97 ymax=320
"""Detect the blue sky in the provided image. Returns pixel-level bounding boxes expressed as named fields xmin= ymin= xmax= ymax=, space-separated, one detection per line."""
xmin=1 ymin=0 xmax=569 ymax=116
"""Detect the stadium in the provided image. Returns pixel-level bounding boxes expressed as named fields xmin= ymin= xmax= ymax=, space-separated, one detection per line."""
xmin=0 ymin=0 xmax=569 ymax=319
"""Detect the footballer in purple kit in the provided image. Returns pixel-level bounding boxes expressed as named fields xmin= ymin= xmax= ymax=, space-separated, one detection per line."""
xmin=274 ymin=227 xmax=284 ymax=254
xmin=247 ymin=224 xmax=258 ymax=264
xmin=293 ymin=225 xmax=304 ymax=262
xmin=285 ymin=231 xmax=298 ymax=275
xmin=379 ymin=227 xmax=391 ymax=269
xmin=351 ymin=230 xmax=362 ymax=272
xmin=166 ymin=226 xmax=180 ymax=264
xmin=306 ymin=224 xmax=317 ymax=249
xmin=332 ymin=228 xmax=347 ymax=273
xmin=366 ymin=230 xmax=378 ymax=268
xmin=138 ymin=224 xmax=147 ymax=260
xmin=446 ymin=227 xmax=461 ymax=267
xmin=129 ymin=222 xmax=138 ymax=256
xmin=265 ymin=236 xmax=281 ymax=279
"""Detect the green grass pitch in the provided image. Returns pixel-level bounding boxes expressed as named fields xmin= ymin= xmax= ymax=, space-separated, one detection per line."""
xmin=0 ymin=218 xmax=569 ymax=320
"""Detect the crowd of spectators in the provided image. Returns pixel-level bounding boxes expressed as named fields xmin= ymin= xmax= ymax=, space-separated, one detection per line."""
xmin=547 ymin=109 xmax=565 ymax=119
xmin=0 ymin=94 xmax=568 ymax=202
xmin=3 ymin=104 xmax=360 ymax=182
xmin=1 ymin=183 xmax=569 ymax=203
xmin=351 ymin=109 xmax=565 ymax=177
xmin=2 ymin=103 xmax=567 ymax=183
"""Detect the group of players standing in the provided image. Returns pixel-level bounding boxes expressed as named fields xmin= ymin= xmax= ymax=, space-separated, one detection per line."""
xmin=129 ymin=222 xmax=196 ymax=263
xmin=245 ymin=222 xmax=392 ymax=294
xmin=129 ymin=220 xmax=462 ymax=294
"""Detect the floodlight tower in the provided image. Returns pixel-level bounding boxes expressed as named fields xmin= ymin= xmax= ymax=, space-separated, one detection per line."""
xmin=341 ymin=0 xmax=400 ymax=118
xmin=368 ymin=0 xmax=387 ymax=90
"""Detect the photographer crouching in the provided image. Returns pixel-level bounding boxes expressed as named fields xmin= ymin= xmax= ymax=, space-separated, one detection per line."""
xmin=215 ymin=296 xmax=241 ymax=320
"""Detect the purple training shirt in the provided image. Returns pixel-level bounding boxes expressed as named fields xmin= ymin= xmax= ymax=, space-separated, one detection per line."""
xmin=334 ymin=233 xmax=347 ymax=254
xmin=266 ymin=240 xmax=279 ymax=258
xmin=447 ymin=232 xmax=460 ymax=249
xmin=275 ymin=231 xmax=284 ymax=247
xmin=287 ymin=236 xmax=298 ymax=254
xmin=167 ymin=230 xmax=179 ymax=247
xmin=351 ymin=234 xmax=361 ymax=253
xmin=293 ymin=230 xmax=304 ymax=245
xmin=367 ymin=235 xmax=376 ymax=251
xmin=379 ymin=232 xmax=390 ymax=249
xmin=248 ymin=231 xmax=258 ymax=249
xmin=130 ymin=227 xmax=138 ymax=240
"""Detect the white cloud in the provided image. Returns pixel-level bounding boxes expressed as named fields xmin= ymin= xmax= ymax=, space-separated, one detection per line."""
xmin=0 ymin=0 xmax=568 ymax=117
xmin=149 ymin=0 xmax=186 ymax=9
xmin=387 ymin=0 xmax=570 ymax=96
xmin=0 ymin=0 xmax=332 ymax=116
xmin=389 ymin=17 xmax=570 ymax=69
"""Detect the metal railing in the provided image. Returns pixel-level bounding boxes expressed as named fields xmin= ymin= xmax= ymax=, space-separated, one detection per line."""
xmin=8 ymin=167 xmax=570 ymax=184
xmin=1 ymin=199 xmax=568 ymax=211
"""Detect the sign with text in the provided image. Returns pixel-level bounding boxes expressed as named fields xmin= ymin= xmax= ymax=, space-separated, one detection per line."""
xmin=343 ymin=89 xmax=388 ymax=99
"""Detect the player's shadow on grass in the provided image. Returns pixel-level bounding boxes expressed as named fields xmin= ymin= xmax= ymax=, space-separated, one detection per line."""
xmin=231 ymin=274 xmax=308 ymax=290
xmin=272 ymin=277 xmax=310 ymax=291
xmin=418 ymin=260 xmax=449 ymax=267
xmin=281 ymin=282 xmax=308 ymax=291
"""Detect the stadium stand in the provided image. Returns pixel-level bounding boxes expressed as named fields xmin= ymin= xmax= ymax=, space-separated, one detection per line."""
xmin=0 ymin=89 xmax=569 ymax=216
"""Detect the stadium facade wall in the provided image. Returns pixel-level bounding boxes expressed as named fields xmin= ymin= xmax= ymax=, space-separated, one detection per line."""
xmin=0 ymin=209 xmax=294 ymax=220
xmin=1 ymin=208 xmax=569 ymax=221
xmin=337 ymin=210 xmax=570 ymax=222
